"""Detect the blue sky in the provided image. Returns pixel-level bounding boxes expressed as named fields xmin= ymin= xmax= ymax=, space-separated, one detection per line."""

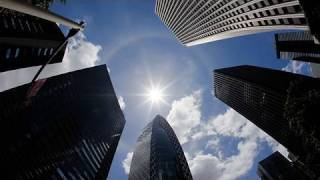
xmin=1 ymin=0 xmax=318 ymax=180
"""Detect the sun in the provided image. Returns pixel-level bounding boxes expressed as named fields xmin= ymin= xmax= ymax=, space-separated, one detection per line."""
xmin=139 ymin=80 xmax=171 ymax=111
xmin=146 ymin=87 xmax=164 ymax=103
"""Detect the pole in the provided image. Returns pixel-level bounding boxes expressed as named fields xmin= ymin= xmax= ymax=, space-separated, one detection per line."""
xmin=0 ymin=0 xmax=84 ymax=30
xmin=31 ymin=25 xmax=83 ymax=83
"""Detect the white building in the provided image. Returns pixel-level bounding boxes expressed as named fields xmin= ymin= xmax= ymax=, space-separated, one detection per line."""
xmin=155 ymin=0 xmax=308 ymax=46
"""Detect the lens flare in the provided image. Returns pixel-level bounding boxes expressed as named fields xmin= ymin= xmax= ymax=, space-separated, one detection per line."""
xmin=146 ymin=87 xmax=164 ymax=103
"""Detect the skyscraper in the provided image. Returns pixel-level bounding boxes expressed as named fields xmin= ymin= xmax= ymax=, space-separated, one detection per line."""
xmin=298 ymin=1 xmax=320 ymax=41
xmin=275 ymin=31 xmax=320 ymax=63
xmin=0 ymin=65 xmax=125 ymax=179
xmin=155 ymin=0 xmax=308 ymax=46
xmin=128 ymin=115 xmax=193 ymax=180
xmin=257 ymin=152 xmax=309 ymax=180
xmin=0 ymin=8 xmax=66 ymax=72
xmin=213 ymin=65 xmax=320 ymax=161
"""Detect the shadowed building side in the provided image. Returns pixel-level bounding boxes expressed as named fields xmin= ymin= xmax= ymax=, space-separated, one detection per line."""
xmin=0 ymin=8 xmax=66 ymax=72
xmin=275 ymin=31 xmax=320 ymax=64
xmin=298 ymin=0 xmax=320 ymax=41
xmin=0 ymin=65 xmax=125 ymax=180
xmin=213 ymin=65 xmax=320 ymax=164
xmin=129 ymin=115 xmax=193 ymax=180
xmin=257 ymin=152 xmax=310 ymax=180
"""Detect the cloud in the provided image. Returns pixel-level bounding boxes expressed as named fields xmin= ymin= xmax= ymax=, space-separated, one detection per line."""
xmin=117 ymin=95 xmax=126 ymax=110
xmin=186 ymin=109 xmax=260 ymax=180
xmin=188 ymin=153 xmax=223 ymax=180
xmin=164 ymin=89 xmax=290 ymax=180
xmin=310 ymin=62 xmax=320 ymax=78
xmin=205 ymin=138 xmax=219 ymax=150
xmin=187 ymin=108 xmax=290 ymax=180
xmin=166 ymin=90 xmax=202 ymax=144
xmin=122 ymin=152 xmax=133 ymax=175
xmin=282 ymin=60 xmax=307 ymax=74
xmin=221 ymin=140 xmax=258 ymax=180
xmin=0 ymin=32 xmax=102 ymax=92
xmin=188 ymin=140 xmax=258 ymax=180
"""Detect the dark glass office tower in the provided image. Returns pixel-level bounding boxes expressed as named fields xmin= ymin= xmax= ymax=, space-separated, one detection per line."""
xmin=0 ymin=8 xmax=66 ymax=72
xmin=275 ymin=31 xmax=320 ymax=63
xmin=0 ymin=65 xmax=125 ymax=180
xmin=257 ymin=152 xmax=309 ymax=180
xmin=128 ymin=115 xmax=193 ymax=180
xmin=298 ymin=0 xmax=320 ymax=41
xmin=213 ymin=65 xmax=320 ymax=162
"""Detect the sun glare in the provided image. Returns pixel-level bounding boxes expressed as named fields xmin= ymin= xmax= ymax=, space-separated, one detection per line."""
xmin=139 ymin=80 xmax=171 ymax=111
xmin=146 ymin=87 xmax=164 ymax=103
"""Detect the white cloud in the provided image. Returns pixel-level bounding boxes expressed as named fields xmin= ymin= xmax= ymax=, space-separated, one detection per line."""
xmin=122 ymin=152 xmax=133 ymax=175
xmin=166 ymin=90 xmax=202 ymax=144
xmin=205 ymin=138 xmax=219 ymax=150
xmin=0 ymin=32 xmax=102 ymax=92
xmin=117 ymin=95 xmax=126 ymax=110
xmin=188 ymin=139 xmax=258 ymax=180
xmin=123 ymin=92 xmax=290 ymax=179
xmin=282 ymin=60 xmax=307 ymax=74
xmin=204 ymin=109 xmax=248 ymax=138
xmin=186 ymin=108 xmax=290 ymax=180
xmin=220 ymin=140 xmax=258 ymax=180
xmin=310 ymin=62 xmax=320 ymax=78
xmin=188 ymin=153 xmax=223 ymax=180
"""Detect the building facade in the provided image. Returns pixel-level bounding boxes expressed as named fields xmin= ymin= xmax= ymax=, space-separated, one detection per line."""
xmin=257 ymin=152 xmax=309 ymax=180
xmin=128 ymin=115 xmax=193 ymax=180
xmin=155 ymin=0 xmax=308 ymax=46
xmin=298 ymin=0 xmax=320 ymax=41
xmin=213 ymin=65 xmax=320 ymax=161
xmin=0 ymin=65 xmax=125 ymax=180
xmin=275 ymin=31 xmax=320 ymax=63
xmin=0 ymin=8 xmax=66 ymax=72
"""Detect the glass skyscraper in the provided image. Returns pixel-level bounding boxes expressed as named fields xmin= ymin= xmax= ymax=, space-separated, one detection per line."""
xmin=128 ymin=115 xmax=193 ymax=180
xmin=213 ymin=65 xmax=320 ymax=164
xmin=0 ymin=65 xmax=125 ymax=179
xmin=275 ymin=31 xmax=320 ymax=63
xmin=298 ymin=1 xmax=320 ymax=41
xmin=0 ymin=8 xmax=66 ymax=72
xmin=257 ymin=152 xmax=309 ymax=180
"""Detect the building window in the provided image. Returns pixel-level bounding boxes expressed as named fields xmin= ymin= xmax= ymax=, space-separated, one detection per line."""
xmin=32 ymin=22 xmax=38 ymax=33
xmin=18 ymin=19 xmax=24 ymax=31
xmin=38 ymin=23 xmax=44 ymax=33
xmin=25 ymin=20 xmax=31 ymax=32
xmin=11 ymin=17 xmax=16 ymax=29
xmin=6 ymin=48 xmax=11 ymax=59
xmin=44 ymin=48 xmax=48 ymax=56
xmin=14 ymin=48 xmax=20 ymax=58
xmin=49 ymin=48 xmax=54 ymax=55
xmin=38 ymin=48 xmax=42 ymax=56
xmin=3 ymin=18 xmax=8 ymax=29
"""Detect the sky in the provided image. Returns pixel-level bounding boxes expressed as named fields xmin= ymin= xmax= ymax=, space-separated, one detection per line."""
xmin=1 ymin=0 xmax=320 ymax=180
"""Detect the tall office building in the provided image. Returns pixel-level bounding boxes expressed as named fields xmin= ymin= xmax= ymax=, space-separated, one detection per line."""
xmin=0 ymin=8 xmax=66 ymax=72
xmin=298 ymin=1 xmax=320 ymax=41
xmin=257 ymin=152 xmax=309 ymax=180
xmin=155 ymin=0 xmax=308 ymax=46
xmin=213 ymin=65 xmax=320 ymax=161
xmin=0 ymin=65 xmax=125 ymax=180
xmin=275 ymin=31 xmax=320 ymax=63
xmin=128 ymin=115 xmax=193 ymax=180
